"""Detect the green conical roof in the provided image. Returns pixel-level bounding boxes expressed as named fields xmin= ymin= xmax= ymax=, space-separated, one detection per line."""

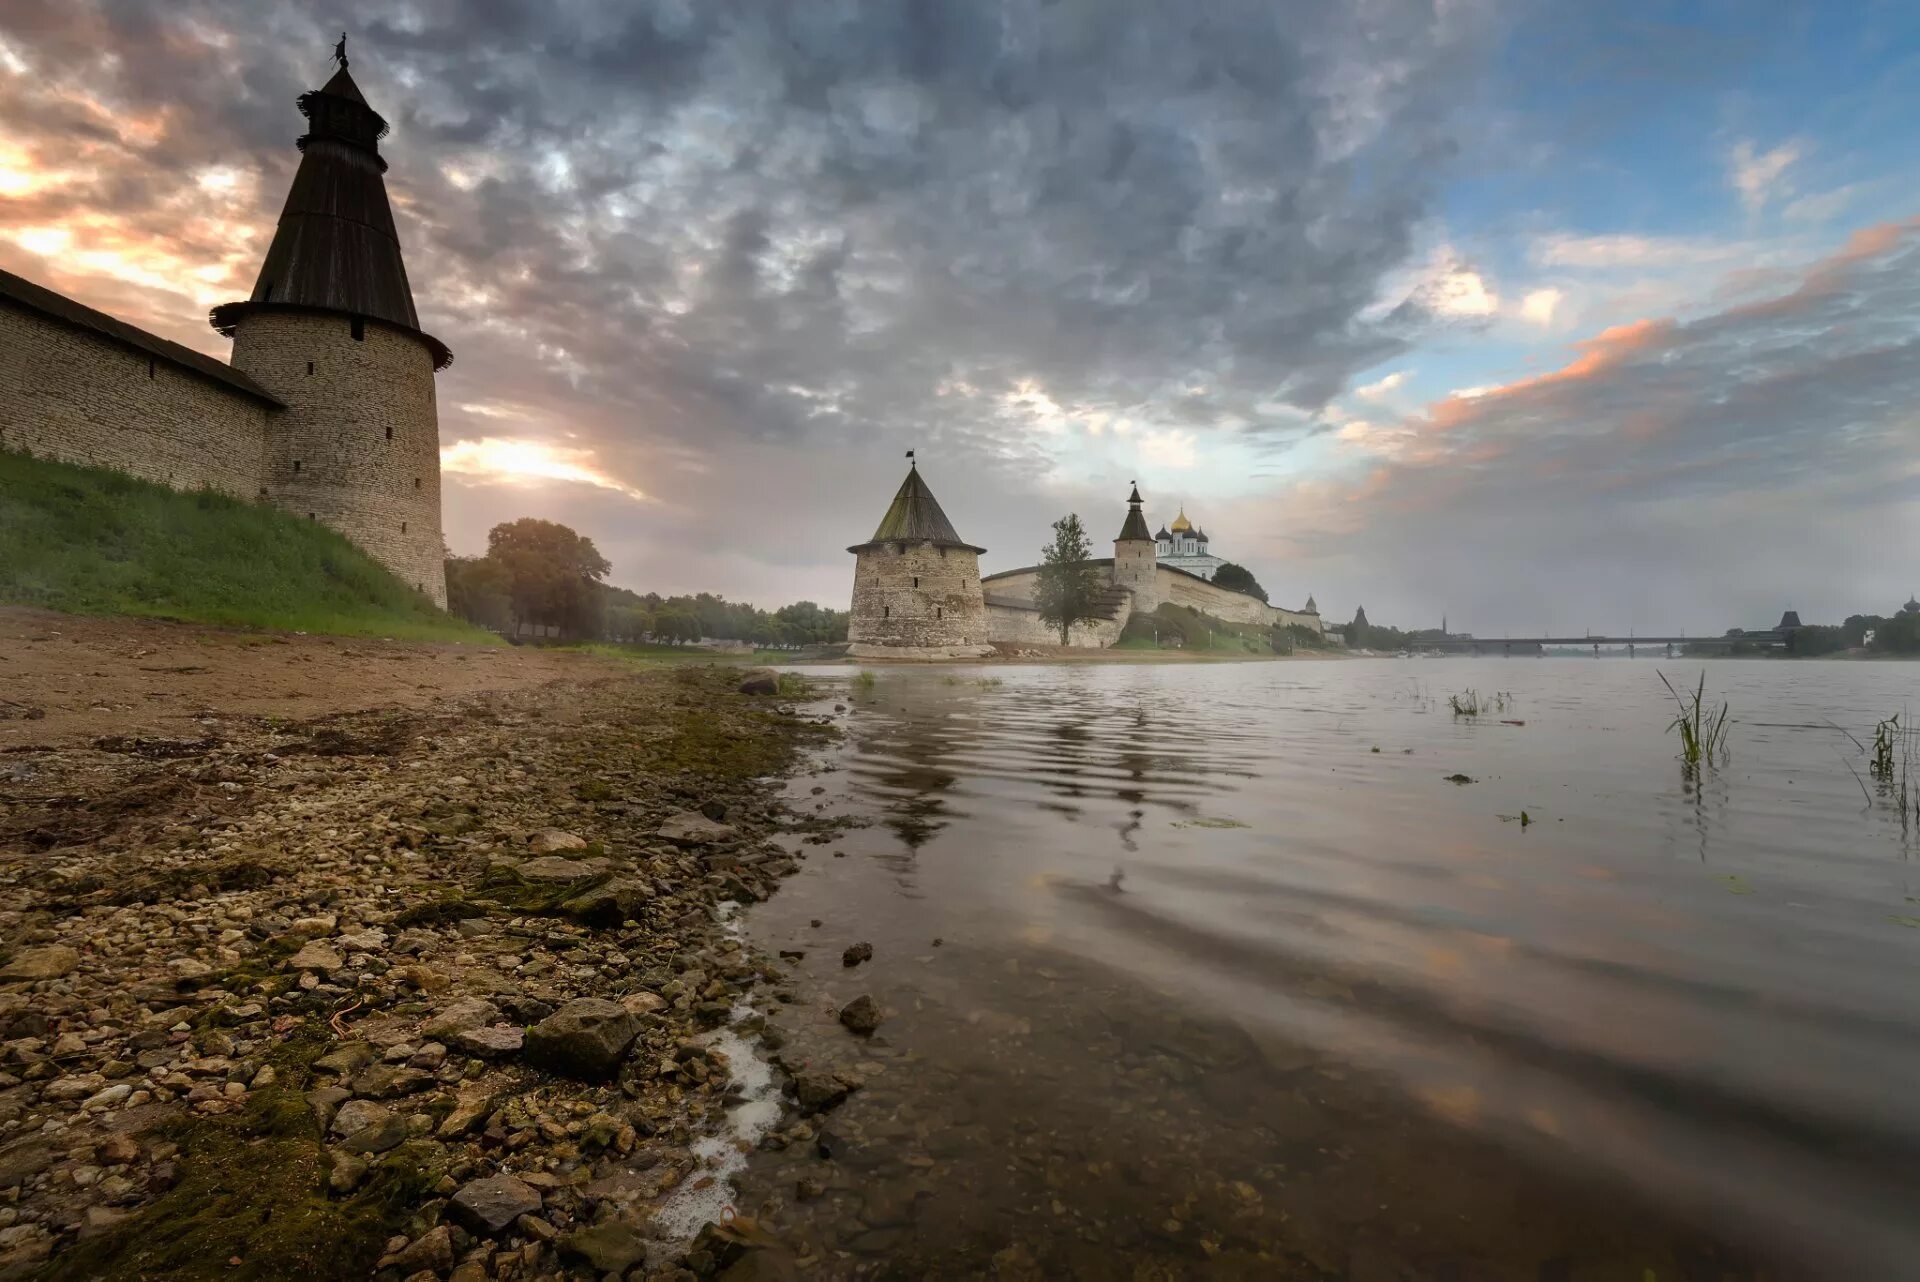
xmin=849 ymin=466 xmax=984 ymax=553
xmin=1117 ymin=484 xmax=1152 ymax=542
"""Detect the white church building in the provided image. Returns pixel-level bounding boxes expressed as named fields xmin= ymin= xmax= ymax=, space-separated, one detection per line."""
xmin=1153 ymin=508 xmax=1227 ymax=580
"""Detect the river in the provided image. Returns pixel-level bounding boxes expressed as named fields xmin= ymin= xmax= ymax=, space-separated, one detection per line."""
xmin=736 ymin=658 xmax=1920 ymax=1279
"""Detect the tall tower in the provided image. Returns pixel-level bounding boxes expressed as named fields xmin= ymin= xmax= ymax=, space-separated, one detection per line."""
xmin=211 ymin=47 xmax=450 ymax=607
xmin=846 ymin=462 xmax=993 ymax=657
xmin=1112 ymin=482 xmax=1159 ymax=611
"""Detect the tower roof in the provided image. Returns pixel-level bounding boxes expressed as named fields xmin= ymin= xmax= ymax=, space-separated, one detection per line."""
xmin=1154 ymin=527 xmax=1171 ymax=540
xmin=848 ymin=465 xmax=984 ymax=553
xmin=1169 ymin=507 xmax=1192 ymax=533
xmin=1117 ymin=483 xmax=1151 ymax=541
xmin=210 ymin=51 xmax=450 ymax=369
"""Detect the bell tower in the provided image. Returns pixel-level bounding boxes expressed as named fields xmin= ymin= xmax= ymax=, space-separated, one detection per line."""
xmin=211 ymin=42 xmax=450 ymax=606
xmin=1112 ymin=482 xmax=1160 ymax=611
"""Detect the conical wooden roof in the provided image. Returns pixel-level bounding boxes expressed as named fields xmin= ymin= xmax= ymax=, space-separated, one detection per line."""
xmin=211 ymin=59 xmax=450 ymax=368
xmin=848 ymin=466 xmax=984 ymax=553
xmin=1117 ymin=485 xmax=1152 ymax=541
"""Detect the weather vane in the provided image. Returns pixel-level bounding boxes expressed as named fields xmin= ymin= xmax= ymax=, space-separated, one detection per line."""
xmin=333 ymin=32 xmax=348 ymax=69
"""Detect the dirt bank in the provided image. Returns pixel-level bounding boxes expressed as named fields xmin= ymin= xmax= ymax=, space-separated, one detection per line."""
xmin=0 ymin=631 xmax=841 ymax=1279
xmin=0 ymin=607 xmax=628 ymax=750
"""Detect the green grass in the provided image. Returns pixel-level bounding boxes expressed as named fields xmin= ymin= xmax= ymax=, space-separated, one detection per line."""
xmin=1659 ymin=670 xmax=1731 ymax=775
xmin=0 ymin=449 xmax=494 ymax=642
xmin=567 ymin=641 xmax=801 ymax=665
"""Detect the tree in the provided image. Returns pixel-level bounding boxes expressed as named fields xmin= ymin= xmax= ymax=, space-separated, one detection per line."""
xmin=445 ymin=555 xmax=513 ymax=633
xmin=1350 ymin=605 xmax=1370 ymax=649
xmin=1211 ymin=562 xmax=1268 ymax=603
xmin=486 ymin=518 xmax=611 ymax=637
xmin=1034 ymin=513 xmax=1107 ymax=645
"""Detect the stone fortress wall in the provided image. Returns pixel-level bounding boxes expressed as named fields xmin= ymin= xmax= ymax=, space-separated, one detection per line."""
xmin=981 ymin=595 xmax=1128 ymax=648
xmin=233 ymin=312 xmax=447 ymax=603
xmin=0 ymin=297 xmax=273 ymax=499
xmin=847 ymin=541 xmax=994 ymax=657
xmin=981 ymin=562 xmax=1319 ymax=636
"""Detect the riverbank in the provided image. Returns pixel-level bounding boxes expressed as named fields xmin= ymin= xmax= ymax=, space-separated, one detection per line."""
xmin=0 ymin=631 xmax=842 ymax=1278
xmin=817 ymin=641 xmax=1352 ymax=665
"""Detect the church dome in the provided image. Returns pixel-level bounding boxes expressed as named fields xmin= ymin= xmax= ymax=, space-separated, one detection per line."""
xmin=1169 ymin=507 xmax=1193 ymax=533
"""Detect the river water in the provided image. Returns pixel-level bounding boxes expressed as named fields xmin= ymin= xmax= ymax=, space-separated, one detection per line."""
xmin=737 ymin=659 xmax=1920 ymax=1280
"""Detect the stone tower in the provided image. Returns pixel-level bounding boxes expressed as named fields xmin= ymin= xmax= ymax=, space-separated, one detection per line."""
xmin=1112 ymin=482 xmax=1159 ymax=611
xmin=211 ymin=52 xmax=450 ymax=606
xmin=847 ymin=463 xmax=993 ymax=658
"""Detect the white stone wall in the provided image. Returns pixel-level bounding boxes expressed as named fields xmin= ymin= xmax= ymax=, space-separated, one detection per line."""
xmin=983 ymin=599 xmax=1130 ymax=648
xmin=848 ymin=541 xmax=990 ymax=649
xmin=0 ymin=300 xmax=271 ymax=497
xmin=232 ymin=312 xmax=447 ymax=606
xmin=1160 ymin=568 xmax=1322 ymax=632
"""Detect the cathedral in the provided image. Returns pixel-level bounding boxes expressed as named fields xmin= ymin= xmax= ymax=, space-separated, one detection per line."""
xmin=1154 ymin=508 xmax=1227 ymax=580
xmin=847 ymin=464 xmax=1322 ymax=657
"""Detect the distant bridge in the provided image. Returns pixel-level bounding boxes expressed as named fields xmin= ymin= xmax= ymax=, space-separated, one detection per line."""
xmin=1428 ymin=631 xmax=1788 ymax=656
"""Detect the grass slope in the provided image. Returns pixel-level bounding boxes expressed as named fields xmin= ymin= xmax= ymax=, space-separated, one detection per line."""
xmin=0 ymin=449 xmax=494 ymax=642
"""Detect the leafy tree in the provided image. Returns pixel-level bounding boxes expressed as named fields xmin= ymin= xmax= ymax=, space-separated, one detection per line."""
xmin=1210 ymin=562 xmax=1268 ymax=603
xmin=1034 ymin=513 xmax=1107 ymax=645
xmin=444 ymin=555 xmax=512 ymax=633
xmin=486 ymin=518 xmax=611 ymax=637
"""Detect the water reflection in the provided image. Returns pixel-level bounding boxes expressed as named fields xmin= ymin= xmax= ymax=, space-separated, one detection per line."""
xmin=745 ymin=659 xmax=1920 ymax=1278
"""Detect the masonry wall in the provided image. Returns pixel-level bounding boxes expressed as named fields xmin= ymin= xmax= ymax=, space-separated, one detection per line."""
xmin=1159 ymin=568 xmax=1321 ymax=632
xmin=232 ymin=311 xmax=447 ymax=606
xmin=849 ymin=541 xmax=989 ymax=648
xmin=983 ymin=599 xmax=1130 ymax=648
xmin=0 ymin=300 xmax=270 ymax=497
xmin=1112 ymin=539 xmax=1159 ymax=611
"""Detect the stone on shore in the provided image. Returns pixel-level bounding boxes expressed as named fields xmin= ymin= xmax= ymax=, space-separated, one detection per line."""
xmin=285 ymin=941 xmax=344 ymax=974
xmin=449 ymin=1174 xmax=542 ymax=1236
xmin=560 ymin=877 xmax=654 ymax=926
xmin=528 ymin=828 xmax=588 ymax=854
xmin=658 ymin=810 xmax=737 ymax=846
xmin=842 ymin=941 xmax=873 ymax=968
xmin=839 ymin=994 xmax=882 ymax=1035
xmin=791 ymin=1067 xmax=858 ymax=1113
xmin=1 ymin=946 xmax=81 ymax=981
xmin=420 ymin=997 xmax=500 ymax=1040
xmin=513 ymin=856 xmax=600 ymax=882
xmin=560 ymin=1218 xmax=649 ymax=1273
xmin=736 ymin=669 xmax=780 ymax=696
xmin=522 ymin=998 xmax=641 ymax=1080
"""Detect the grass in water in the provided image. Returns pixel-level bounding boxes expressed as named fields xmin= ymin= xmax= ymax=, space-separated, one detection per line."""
xmin=1448 ymin=689 xmax=1514 ymax=718
xmin=0 ymin=449 xmax=493 ymax=642
xmin=1659 ymin=670 xmax=1731 ymax=774
xmin=774 ymin=671 xmax=814 ymax=698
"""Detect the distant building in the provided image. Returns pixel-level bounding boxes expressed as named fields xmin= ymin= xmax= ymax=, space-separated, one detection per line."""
xmin=1154 ymin=508 xmax=1226 ymax=580
xmin=847 ymin=468 xmax=1322 ymax=655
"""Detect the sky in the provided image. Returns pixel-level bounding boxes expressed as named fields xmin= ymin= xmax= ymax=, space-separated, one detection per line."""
xmin=2 ymin=0 xmax=1918 ymax=634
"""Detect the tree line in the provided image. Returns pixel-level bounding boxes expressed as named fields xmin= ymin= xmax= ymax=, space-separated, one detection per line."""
xmin=445 ymin=517 xmax=847 ymax=647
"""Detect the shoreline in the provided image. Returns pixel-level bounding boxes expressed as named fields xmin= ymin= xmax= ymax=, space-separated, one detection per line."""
xmin=0 ymin=644 xmax=842 ymax=1279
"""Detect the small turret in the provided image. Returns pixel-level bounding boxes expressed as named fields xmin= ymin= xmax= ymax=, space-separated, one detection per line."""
xmin=1111 ymin=482 xmax=1159 ymax=610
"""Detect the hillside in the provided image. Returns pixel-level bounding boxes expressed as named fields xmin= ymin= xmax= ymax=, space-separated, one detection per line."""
xmin=0 ymin=449 xmax=493 ymax=642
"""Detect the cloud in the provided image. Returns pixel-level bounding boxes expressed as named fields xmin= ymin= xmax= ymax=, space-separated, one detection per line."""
xmin=1257 ymin=219 xmax=1920 ymax=628
xmin=0 ymin=0 xmax=1499 ymax=604
xmin=440 ymin=437 xmax=648 ymax=501
xmin=1729 ymin=138 xmax=1800 ymax=214
xmin=1530 ymin=232 xmax=1748 ymax=270
xmin=1356 ymin=371 xmax=1410 ymax=401
xmin=1520 ymin=287 xmax=1563 ymax=325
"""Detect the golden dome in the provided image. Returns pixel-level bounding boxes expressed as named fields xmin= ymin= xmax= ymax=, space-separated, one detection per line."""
xmin=1169 ymin=507 xmax=1193 ymax=533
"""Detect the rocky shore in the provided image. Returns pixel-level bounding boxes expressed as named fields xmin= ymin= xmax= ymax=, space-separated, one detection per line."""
xmin=0 ymin=662 xmax=857 ymax=1280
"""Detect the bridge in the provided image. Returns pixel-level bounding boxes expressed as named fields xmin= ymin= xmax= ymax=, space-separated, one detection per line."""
xmin=1427 ymin=631 xmax=1787 ymax=656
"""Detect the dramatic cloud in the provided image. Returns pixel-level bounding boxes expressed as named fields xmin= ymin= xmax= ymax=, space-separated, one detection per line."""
xmin=1264 ymin=222 xmax=1920 ymax=629
xmin=2 ymin=2 xmax=1914 ymax=629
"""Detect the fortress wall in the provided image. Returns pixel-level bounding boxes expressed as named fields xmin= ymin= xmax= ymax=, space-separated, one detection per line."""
xmin=983 ymin=598 xmax=1129 ymax=649
xmin=0 ymin=300 xmax=270 ymax=497
xmin=233 ymin=312 xmax=446 ymax=606
xmin=1160 ymin=569 xmax=1274 ymax=625
xmin=849 ymin=541 xmax=990 ymax=649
